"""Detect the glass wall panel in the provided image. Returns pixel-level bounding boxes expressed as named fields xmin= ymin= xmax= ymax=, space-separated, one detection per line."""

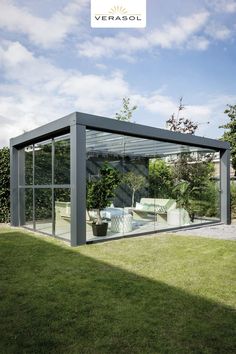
xmin=86 ymin=131 xmax=127 ymax=240
xmin=19 ymin=188 xmax=34 ymax=228
xmin=54 ymin=135 xmax=70 ymax=185
xmin=54 ymin=188 xmax=71 ymax=241
xmin=19 ymin=134 xmax=71 ymax=241
xmin=17 ymin=125 xmax=221 ymax=244
xmin=86 ymin=130 xmax=157 ymax=241
xmin=215 ymin=180 xmax=221 ymax=219
xmin=152 ymin=149 xmax=221 ymax=229
xmin=25 ymin=188 xmax=34 ymax=228
xmin=25 ymin=146 xmax=33 ymax=185
xmin=122 ymin=135 xmax=154 ymax=235
xmin=35 ymin=188 xmax=52 ymax=234
xmin=34 ymin=140 xmax=52 ymax=185
xmin=150 ymin=140 xmax=176 ymax=231
xmin=189 ymin=151 xmax=221 ymax=224
xmin=86 ymin=129 xmax=221 ymax=241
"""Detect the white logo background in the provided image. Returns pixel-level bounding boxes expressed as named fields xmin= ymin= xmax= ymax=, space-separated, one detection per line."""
xmin=91 ymin=0 xmax=146 ymax=28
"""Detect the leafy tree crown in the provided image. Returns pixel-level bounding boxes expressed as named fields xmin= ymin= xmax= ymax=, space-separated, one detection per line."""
xmin=115 ymin=97 xmax=137 ymax=122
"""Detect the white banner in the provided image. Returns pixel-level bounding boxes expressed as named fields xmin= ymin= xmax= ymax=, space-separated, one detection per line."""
xmin=91 ymin=0 xmax=146 ymax=28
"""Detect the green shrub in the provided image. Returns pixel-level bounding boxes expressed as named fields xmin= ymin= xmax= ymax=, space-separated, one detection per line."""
xmin=0 ymin=147 xmax=10 ymax=223
xmin=199 ymin=181 xmax=220 ymax=218
xmin=149 ymin=159 xmax=174 ymax=198
xmin=231 ymin=182 xmax=236 ymax=218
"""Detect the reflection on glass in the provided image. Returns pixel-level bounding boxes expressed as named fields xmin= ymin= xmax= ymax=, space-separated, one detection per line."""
xmin=54 ymin=136 xmax=70 ymax=185
xmin=34 ymin=140 xmax=52 ymax=185
xmin=162 ymin=151 xmax=220 ymax=226
xmin=25 ymin=188 xmax=33 ymax=227
xmin=19 ymin=134 xmax=71 ymax=241
xmin=122 ymin=136 xmax=153 ymax=235
xmin=19 ymin=188 xmax=33 ymax=228
xmin=54 ymin=188 xmax=71 ymax=241
xmin=86 ymin=129 xmax=221 ymax=241
xmin=25 ymin=146 xmax=33 ymax=185
xmin=35 ymin=188 xmax=52 ymax=234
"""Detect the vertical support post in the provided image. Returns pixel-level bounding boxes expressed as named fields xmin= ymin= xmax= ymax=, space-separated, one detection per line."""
xmin=10 ymin=143 xmax=19 ymax=226
xmin=220 ymin=149 xmax=231 ymax=225
xmin=33 ymin=145 xmax=35 ymax=230
xmin=18 ymin=149 xmax=25 ymax=225
xmin=52 ymin=139 xmax=55 ymax=236
xmin=70 ymin=123 xmax=86 ymax=246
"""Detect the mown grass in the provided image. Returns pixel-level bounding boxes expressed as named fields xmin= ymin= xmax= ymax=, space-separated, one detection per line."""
xmin=0 ymin=227 xmax=235 ymax=353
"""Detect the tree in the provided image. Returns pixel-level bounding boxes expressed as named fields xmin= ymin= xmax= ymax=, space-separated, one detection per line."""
xmin=115 ymin=97 xmax=137 ymax=122
xmin=123 ymin=172 xmax=147 ymax=207
xmin=0 ymin=147 xmax=10 ymax=223
xmin=219 ymin=104 xmax=236 ymax=175
xmin=166 ymin=97 xmax=199 ymax=134
xmin=172 ymin=153 xmax=217 ymax=218
xmin=173 ymin=153 xmax=214 ymax=194
xmin=149 ymin=159 xmax=174 ymax=198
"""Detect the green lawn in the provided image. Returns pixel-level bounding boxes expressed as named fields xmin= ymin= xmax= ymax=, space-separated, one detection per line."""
xmin=0 ymin=227 xmax=235 ymax=354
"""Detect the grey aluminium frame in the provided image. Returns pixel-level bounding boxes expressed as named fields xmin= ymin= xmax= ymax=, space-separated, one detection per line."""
xmin=10 ymin=111 xmax=231 ymax=246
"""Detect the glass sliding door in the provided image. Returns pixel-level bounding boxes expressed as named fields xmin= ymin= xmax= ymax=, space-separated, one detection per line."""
xmin=54 ymin=188 xmax=71 ymax=241
xmin=24 ymin=146 xmax=33 ymax=186
xmin=122 ymin=135 xmax=154 ymax=236
xmin=35 ymin=188 xmax=52 ymax=234
xmin=19 ymin=188 xmax=34 ymax=228
xmin=18 ymin=134 xmax=71 ymax=241
xmin=54 ymin=136 xmax=70 ymax=185
xmin=34 ymin=140 xmax=52 ymax=186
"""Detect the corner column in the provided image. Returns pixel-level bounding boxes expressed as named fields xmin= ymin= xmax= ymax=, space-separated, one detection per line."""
xmin=70 ymin=123 xmax=86 ymax=246
xmin=10 ymin=144 xmax=19 ymax=226
xmin=220 ymin=149 xmax=231 ymax=225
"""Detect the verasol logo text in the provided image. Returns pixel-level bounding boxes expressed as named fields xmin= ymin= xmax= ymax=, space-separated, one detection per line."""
xmin=91 ymin=0 xmax=146 ymax=28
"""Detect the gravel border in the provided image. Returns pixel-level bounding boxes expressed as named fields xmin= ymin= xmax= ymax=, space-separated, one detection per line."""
xmin=168 ymin=220 xmax=236 ymax=241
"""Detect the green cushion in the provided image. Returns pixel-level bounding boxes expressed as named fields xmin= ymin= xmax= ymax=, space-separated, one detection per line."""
xmin=142 ymin=203 xmax=167 ymax=213
xmin=155 ymin=205 xmax=167 ymax=213
xmin=142 ymin=204 xmax=154 ymax=212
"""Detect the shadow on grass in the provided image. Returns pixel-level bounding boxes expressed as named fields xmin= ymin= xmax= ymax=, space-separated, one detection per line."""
xmin=0 ymin=230 xmax=235 ymax=354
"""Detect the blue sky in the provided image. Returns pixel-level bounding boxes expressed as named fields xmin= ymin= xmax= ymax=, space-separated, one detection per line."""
xmin=0 ymin=0 xmax=236 ymax=147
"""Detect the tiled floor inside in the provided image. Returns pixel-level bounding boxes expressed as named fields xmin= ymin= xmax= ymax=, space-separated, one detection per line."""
xmin=24 ymin=217 xmax=220 ymax=243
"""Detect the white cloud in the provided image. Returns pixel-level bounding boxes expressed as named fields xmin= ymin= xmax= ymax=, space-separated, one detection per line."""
xmin=187 ymin=36 xmax=210 ymax=50
xmin=0 ymin=41 xmax=66 ymax=87
xmin=225 ymin=1 xmax=236 ymax=12
xmin=0 ymin=0 xmax=88 ymax=48
xmin=132 ymin=93 xmax=212 ymax=123
xmin=206 ymin=23 xmax=232 ymax=40
xmin=0 ymin=41 xmax=33 ymax=65
xmin=132 ymin=93 xmax=177 ymax=117
xmin=0 ymin=41 xmax=130 ymax=146
xmin=95 ymin=63 xmax=107 ymax=70
xmin=133 ymin=92 xmax=236 ymax=138
xmin=0 ymin=40 xmax=235 ymax=147
xmin=149 ymin=12 xmax=210 ymax=48
xmin=207 ymin=0 xmax=236 ymax=13
xmin=78 ymin=12 xmax=209 ymax=58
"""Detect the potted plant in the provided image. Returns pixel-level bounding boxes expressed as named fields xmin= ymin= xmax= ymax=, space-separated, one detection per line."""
xmin=87 ymin=162 xmax=120 ymax=236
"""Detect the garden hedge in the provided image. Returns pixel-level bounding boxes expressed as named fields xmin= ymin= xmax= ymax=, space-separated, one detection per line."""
xmin=0 ymin=147 xmax=10 ymax=223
